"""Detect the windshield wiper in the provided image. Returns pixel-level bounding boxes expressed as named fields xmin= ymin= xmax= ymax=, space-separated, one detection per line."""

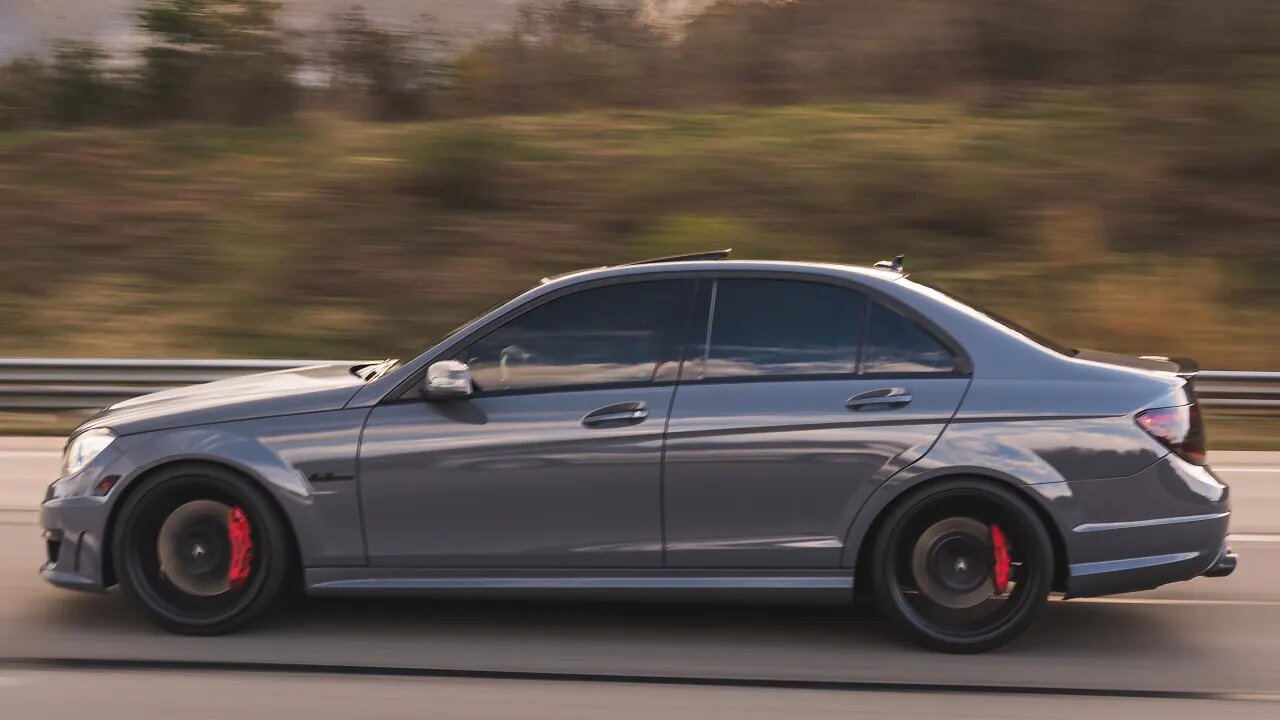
xmin=353 ymin=358 xmax=400 ymax=381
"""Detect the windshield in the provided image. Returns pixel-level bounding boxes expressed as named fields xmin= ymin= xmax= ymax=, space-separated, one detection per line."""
xmin=919 ymin=281 xmax=1077 ymax=357
xmin=440 ymin=287 xmax=532 ymax=341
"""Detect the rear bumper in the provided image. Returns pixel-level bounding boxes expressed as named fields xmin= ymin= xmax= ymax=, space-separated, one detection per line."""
xmin=1058 ymin=454 xmax=1232 ymax=598
xmin=1067 ymin=537 xmax=1234 ymax=597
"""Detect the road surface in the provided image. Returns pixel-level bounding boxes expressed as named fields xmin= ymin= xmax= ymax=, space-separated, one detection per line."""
xmin=2 ymin=437 xmax=1279 ymax=718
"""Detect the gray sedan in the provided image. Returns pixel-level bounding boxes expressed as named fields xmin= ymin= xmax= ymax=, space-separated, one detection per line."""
xmin=40 ymin=252 xmax=1235 ymax=652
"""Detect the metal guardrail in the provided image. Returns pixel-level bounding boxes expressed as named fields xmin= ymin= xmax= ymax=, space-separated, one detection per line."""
xmin=1197 ymin=371 xmax=1280 ymax=410
xmin=0 ymin=359 xmax=1276 ymax=413
xmin=0 ymin=358 xmax=352 ymax=411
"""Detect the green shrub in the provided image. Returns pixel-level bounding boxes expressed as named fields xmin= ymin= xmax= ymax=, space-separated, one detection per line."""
xmin=406 ymin=127 xmax=519 ymax=210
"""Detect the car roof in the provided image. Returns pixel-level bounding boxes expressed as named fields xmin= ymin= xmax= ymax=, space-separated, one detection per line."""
xmin=540 ymin=258 xmax=906 ymax=289
xmin=347 ymin=250 xmax=1183 ymax=409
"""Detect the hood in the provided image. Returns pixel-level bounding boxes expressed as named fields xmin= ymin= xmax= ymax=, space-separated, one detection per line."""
xmin=77 ymin=363 xmax=368 ymax=436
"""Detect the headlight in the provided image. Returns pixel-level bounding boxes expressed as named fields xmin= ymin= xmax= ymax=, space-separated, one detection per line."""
xmin=62 ymin=429 xmax=116 ymax=476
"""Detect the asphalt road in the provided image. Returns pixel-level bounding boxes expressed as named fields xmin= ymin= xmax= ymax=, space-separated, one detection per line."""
xmin=2 ymin=438 xmax=1280 ymax=717
xmin=3 ymin=667 xmax=1280 ymax=720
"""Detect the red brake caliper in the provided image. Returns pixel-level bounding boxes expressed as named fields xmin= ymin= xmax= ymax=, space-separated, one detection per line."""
xmin=990 ymin=524 xmax=1011 ymax=595
xmin=227 ymin=507 xmax=254 ymax=591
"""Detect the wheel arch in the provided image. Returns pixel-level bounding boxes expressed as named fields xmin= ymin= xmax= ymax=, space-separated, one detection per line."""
xmin=101 ymin=458 xmax=302 ymax=588
xmin=850 ymin=470 xmax=1070 ymax=595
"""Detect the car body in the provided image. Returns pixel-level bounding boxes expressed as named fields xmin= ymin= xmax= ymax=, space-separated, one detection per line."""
xmin=40 ymin=254 xmax=1236 ymax=651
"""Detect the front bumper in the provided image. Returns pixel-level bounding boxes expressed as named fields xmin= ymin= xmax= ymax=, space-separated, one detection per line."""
xmin=40 ymin=496 xmax=111 ymax=592
xmin=38 ymin=448 xmax=126 ymax=593
xmin=1057 ymin=454 xmax=1234 ymax=598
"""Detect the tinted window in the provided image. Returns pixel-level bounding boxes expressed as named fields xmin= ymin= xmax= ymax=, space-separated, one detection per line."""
xmin=461 ymin=280 xmax=691 ymax=392
xmin=705 ymin=279 xmax=865 ymax=378
xmin=863 ymin=303 xmax=955 ymax=373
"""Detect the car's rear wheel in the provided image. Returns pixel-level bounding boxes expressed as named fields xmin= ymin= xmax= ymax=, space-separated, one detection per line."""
xmin=112 ymin=465 xmax=291 ymax=635
xmin=870 ymin=479 xmax=1054 ymax=653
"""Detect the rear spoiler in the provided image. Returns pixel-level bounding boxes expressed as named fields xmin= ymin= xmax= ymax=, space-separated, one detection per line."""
xmin=1141 ymin=355 xmax=1200 ymax=380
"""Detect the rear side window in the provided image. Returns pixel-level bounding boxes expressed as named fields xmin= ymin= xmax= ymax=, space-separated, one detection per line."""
xmin=862 ymin=303 xmax=955 ymax=373
xmin=705 ymin=279 xmax=865 ymax=378
xmin=462 ymin=280 xmax=692 ymax=392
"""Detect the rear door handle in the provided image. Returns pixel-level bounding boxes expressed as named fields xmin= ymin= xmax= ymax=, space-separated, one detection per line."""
xmin=582 ymin=401 xmax=649 ymax=427
xmin=845 ymin=387 xmax=912 ymax=410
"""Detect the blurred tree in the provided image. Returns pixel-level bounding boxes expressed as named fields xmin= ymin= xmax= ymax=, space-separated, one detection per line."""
xmin=327 ymin=7 xmax=446 ymax=121
xmin=0 ymin=57 xmax=50 ymax=129
xmin=965 ymin=0 xmax=1065 ymax=85
xmin=137 ymin=0 xmax=298 ymax=124
xmin=48 ymin=42 xmax=121 ymax=125
xmin=0 ymin=44 xmax=126 ymax=128
xmin=456 ymin=0 xmax=667 ymax=114
xmin=5 ymin=0 xmax=1280 ymax=127
xmin=678 ymin=0 xmax=801 ymax=105
xmin=677 ymin=0 xmax=970 ymax=105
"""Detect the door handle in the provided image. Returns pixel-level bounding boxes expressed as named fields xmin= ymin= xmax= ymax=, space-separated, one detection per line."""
xmin=582 ymin=401 xmax=649 ymax=427
xmin=845 ymin=387 xmax=912 ymax=410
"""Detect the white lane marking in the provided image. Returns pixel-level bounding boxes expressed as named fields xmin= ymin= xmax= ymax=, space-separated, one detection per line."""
xmin=1218 ymin=467 xmax=1280 ymax=473
xmin=1070 ymin=597 xmax=1280 ymax=607
xmin=0 ymin=451 xmax=60 ymax=458
xmin=0 ymin=675 xmax=34 ymax=688
xmin=1229 ymin=534 xmax=1280 ymax=543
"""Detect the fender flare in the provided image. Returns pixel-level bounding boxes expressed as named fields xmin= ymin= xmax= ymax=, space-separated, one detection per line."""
xmin=100 ymin=429 xmax=316 ymax=584
xmin=840 ymin=464 xmax=1071 ymax=591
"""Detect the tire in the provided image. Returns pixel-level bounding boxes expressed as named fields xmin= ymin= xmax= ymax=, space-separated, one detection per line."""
xmin=870 ymin=478 xmax=1054 ymax=653
xmin=111 ymin=464 xmax=293 ymax=635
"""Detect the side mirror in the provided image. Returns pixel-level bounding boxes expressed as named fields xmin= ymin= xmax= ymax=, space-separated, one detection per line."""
xmin=425 ymin=360 xmax=473 ymax=399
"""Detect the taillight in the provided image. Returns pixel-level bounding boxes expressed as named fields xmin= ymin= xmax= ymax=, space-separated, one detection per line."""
xmin=1136 ymin=405 xmax=1207 ymax=465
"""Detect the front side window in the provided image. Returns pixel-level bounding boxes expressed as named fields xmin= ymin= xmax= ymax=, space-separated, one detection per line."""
xmin=862 ymin=302 xmax=956 ymax=373
xmin=705 ymin=279 xmax=866 ymax=378
xmin=461 ymin=280 xmax=692 ymax=392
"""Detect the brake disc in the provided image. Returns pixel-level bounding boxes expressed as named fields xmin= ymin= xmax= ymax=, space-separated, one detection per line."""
xmin=157 ymin=499 xmax=233 ymax=597
xmin=910 ymin=516 xmax=996 ymax=610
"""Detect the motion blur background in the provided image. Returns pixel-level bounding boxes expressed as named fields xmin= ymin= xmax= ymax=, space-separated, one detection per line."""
xmin=1 ymin=0 xmax=1278 ymax=442
xmin=3 ymin=6 xmax=1280 ymax=717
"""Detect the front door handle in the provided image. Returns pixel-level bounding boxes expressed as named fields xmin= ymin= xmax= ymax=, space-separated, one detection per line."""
xmin=845 ymin=387 xmax=912 ymax=411
xmin=582 ymin=401 xmax=649 ymax=427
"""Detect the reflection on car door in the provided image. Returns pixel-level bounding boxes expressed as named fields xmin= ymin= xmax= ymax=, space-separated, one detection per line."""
xmin=662 ymin=277 xmax=969 ymax=568
xmin=358 ymin=279 xmax=696 ymax=568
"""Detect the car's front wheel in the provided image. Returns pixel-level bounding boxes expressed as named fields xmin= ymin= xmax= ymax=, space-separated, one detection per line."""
xmin=870 ymin=479 xmax=1054 ymax=653
xmin=112 ymin=465 xmax=292 ymax=635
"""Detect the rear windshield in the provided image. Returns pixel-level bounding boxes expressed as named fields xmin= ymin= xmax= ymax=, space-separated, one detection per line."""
xmin=918 ymin=282 xmax=1077 ymax=357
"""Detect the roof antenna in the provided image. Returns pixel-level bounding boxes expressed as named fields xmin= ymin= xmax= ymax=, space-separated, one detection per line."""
xmin=873 ymin=255 xmax=906 ymax=273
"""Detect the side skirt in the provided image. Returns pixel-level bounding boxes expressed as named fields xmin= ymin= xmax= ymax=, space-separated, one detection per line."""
xmin=305 ymin=568 xmax=855 ymax=604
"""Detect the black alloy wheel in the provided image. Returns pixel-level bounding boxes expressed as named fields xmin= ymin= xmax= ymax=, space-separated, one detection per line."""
xmin=871 ymin=478 xmax=1054 ymax=653
xmin=112 ymin=465 xmax=291 ymax=635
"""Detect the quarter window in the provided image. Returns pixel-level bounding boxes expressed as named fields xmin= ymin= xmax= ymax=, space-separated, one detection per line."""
xmin=862 ymin=302 xmax=955 ymax=373
xmin=461 ymin=280 xmax=692 ymax=392
xmin=705 ymin=279 xmax=865 ymax=378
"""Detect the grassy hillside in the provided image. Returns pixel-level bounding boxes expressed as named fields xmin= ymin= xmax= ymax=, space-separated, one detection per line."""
xmin=2 ymin=97 xmax=1278 ymax=368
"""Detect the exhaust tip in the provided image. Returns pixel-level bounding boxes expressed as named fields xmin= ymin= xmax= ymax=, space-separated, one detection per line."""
xmin=1204 ymin=550 xmax=1238 ymax=578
